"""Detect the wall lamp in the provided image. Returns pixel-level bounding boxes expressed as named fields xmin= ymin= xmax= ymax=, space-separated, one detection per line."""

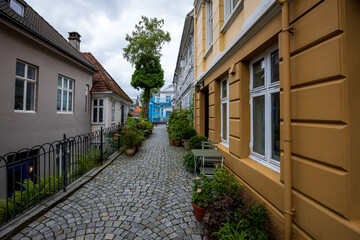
xmin=195 ymin=82 xmax=201 ymax=93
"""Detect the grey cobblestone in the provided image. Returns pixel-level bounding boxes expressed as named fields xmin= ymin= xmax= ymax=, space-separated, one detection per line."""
xmin=10 ymin=125 xmax=205 ymax=239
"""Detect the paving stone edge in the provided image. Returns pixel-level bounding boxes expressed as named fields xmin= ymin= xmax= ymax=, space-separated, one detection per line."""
xmin=0 ymin=151 xmax=122 ymax=240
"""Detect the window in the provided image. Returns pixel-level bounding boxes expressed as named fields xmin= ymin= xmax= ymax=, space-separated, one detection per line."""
xmin=57 ymin=76 xmax=74 ymax=112
xmin=111 ymin=101 xmax=115 ymax=122
xmin=166 ymin=96 xmax=171 ymax=102
xmin=92 ymin=99 xmax=104 ymax=123
xmin=220 ymin=78 xmax=229 ymax=145
xmin=250 ymin=46 xmax=280 ymax=171
xmin=224 ymin=0 xmax=240 ymax=21
xmin=10 ymin=0 xmax=24 ymax=16
xmin=14 ymin=61 xmax=37 ymax=111
xmin=206 ymin=0 xmax=213 ymax=49
xmin=85 ymin=85 xmax=89 ymax=113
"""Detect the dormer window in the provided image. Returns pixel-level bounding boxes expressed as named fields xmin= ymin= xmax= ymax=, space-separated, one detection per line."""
xmin=10 ymin=0 xmax=24 ymax=16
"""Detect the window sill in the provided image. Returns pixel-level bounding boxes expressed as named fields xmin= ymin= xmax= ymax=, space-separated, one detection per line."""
xmin=221 ymin=0 xmax=244 ymax=34
xmin=220 ymin=141 xmax=229 ymax=148
xmin=249 ymin=153 xmax=280 ymax=173
xmin=92 ymin=122 xmax=105 ymax=125
xmin=57 ymin=112 xmax=73 ymax=114
xmin=203 ymin=44 xmax=213 ymax=60
xmin=14 ymin=110 xmax=36 ymax=113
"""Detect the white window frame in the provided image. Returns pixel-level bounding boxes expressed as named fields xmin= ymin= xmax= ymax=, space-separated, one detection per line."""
xmin=57 ymin=76 xmax=74 ymax=113
xmin=205 ymin=0 xmax=213 ymax=50
xmin=249 ymin=45 xmax=280 ymax=172
xmin=111 ymin=101 xmax=116 ymax=123
xmin=14 ymin=61 xmax=37 ymax=113
xmin=220 ymin=78 xmax=229 ymax=146
xmin=92 ymin=98 xmax=104 ymax=124
xmin=85 ymin=85 xmax=89 ymax=113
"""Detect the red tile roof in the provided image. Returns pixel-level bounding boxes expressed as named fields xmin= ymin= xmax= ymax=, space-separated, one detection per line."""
xmin=130 ymin=106 xmax=142 ymax=117
xmin=81 ymin=52 xmax=132 ymax=102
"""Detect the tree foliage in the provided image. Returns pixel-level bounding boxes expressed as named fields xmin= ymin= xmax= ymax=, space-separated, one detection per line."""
xmin=123 ymin=16 xmax=171 ymax=65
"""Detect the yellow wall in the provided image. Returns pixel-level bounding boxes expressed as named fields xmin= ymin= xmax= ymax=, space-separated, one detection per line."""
xmin=194 ymin=0 xmax=360 ymax=238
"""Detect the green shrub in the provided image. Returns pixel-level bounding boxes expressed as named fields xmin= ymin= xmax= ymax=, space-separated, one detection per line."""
xmin=123 ymin=126 xmax=142 ymax=148
xmin=126 ymin=117 xmax=137 ymax=127
xmin=144 ymin=121 xmax=153 ymax=131
xmin=212 ymin=221 xmax=249 ymax=240
xmin=212 ymin=169 xmax=242 ymax=197
xmin=242 ymin=204 xmax=268 ymax=240
xmin=189 ymin=135 xmax=208 ymax=149
xmin=181 ymin=127 xmax=196 ymax=140
xmin=183 ymin=152 xmax=199 ymax=172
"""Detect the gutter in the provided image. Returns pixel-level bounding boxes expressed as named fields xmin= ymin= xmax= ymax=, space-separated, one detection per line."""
xmin=275 ymin=1 xmax=294 ymax=239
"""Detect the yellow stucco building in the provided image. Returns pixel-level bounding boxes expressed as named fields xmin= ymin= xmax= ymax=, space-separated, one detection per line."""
xmin=193 ymin=0 xmax=360 ymax=239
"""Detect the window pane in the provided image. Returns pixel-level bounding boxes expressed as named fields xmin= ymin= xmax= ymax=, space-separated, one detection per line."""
xmin=57 ymin=89 xmax=61 ymax=111
xmin=26 ymin=82 xmax=35 ymax=111
xmin=63 ymin=79 xmax=68 ymax=89
xmin=68 ymin=92 xmax=72 ymax=112
xmin=93 ymin=108 xmax=98 ymax=122
xmin=99 ymin=108 xmax=103 ymax=122
xmin=62 ymin=90 xmax=67 ymax=111
xmin=222 ymin=80 xmax=227 ymax=99
xmin=253 ymin=96 xmax=265 ymax=155
xmin=58 ymin=76 xmax=62 ymax=87
xmin=271 ymin=50 xmax=279 ymax=83
xmin=222 ymin=103 xmax=227 ymax=140
xmin=94 ymin=99 xmax=98 ymax=106
xmin=99 ymin=99 xmax=103 ymax=106
xmin=27 ymin=66 xmax=36 ymax=80
xmin=16 ymin=62 xmax=25 ymax=77
xmin=14 ymin=79 xmax=24 ymax=110
xmin=232 ymin=0 xmax=239 ymax=9
xmin=271 ymin=92 xmax=280 ymax=161
xmin=69 ymin=80 xmax=73 ymax=90
xmin=253 ymin=58 xmax=265 ymax=88
xmin=10 ymin=0 xmax=23 ymax=15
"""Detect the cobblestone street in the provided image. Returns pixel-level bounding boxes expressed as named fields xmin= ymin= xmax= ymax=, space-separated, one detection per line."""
xmin=12 ymin=125 xmax=205 ymax=240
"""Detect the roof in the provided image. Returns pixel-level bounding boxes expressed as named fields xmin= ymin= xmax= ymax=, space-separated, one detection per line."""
xmin=130 ymin=106 xmax=141 ymax=117
xmin=0 ymin=0 xmax=96 ymax=72
xmin=81 ymin=52 xmax=132 ymax=102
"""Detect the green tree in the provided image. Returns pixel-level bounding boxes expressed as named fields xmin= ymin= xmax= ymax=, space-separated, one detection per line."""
xmin=123 ymin=16 xmax=171 ymax=65
xmin=131 ymin=54 xmax=164 ymax=118
xmin=123 ymin=16 xmax=170 ymax=118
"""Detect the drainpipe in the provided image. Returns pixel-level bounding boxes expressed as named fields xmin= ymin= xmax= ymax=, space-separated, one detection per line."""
xmin=276 ymin=0 xmax=294 ymax=239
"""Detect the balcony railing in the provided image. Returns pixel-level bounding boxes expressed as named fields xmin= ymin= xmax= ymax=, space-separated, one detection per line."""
xmin=0 ymin=125 xmax=123 ymax=226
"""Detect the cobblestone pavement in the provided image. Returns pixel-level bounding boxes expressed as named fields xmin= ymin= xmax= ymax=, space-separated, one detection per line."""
xmin=12 ymin=125 xmax=205 ymax=240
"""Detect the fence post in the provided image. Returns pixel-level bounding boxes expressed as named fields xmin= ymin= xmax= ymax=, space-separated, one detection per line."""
xmin=118 ymin=124 xmax=121 ymax=150
xmin=62 ymin=134 xmax=67 ymax=192
xmin=100 ymin=127 xmax=103 ymax=165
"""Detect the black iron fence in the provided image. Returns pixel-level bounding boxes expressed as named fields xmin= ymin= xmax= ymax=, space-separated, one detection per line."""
xmin=0 ymin=125 xmax=123 ymax=226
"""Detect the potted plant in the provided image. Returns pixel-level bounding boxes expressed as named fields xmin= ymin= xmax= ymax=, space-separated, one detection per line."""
xmin=174 ymin=132 xmax=182 ymax=147
xmin=113 ymin=133 xmax=120 ymax=141
xmin=192 ymin=173 xmax=212 ymax=221
xmin=169 ymin=134 xmax=175 ymax=146
xmin=181 ymin=127 xmax=196 ymax=150
xmin=122 ymin=127 xmax=139 ymax=156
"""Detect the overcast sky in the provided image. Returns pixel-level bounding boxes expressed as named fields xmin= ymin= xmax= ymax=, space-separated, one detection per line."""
xmin=26 ymin=0 xmax=194 ymax=99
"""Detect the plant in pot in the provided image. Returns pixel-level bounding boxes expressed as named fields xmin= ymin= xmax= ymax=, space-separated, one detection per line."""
xmin=174 ymin=132 xmax=182 ymax=147
xmin=113 ymin=133 xmax=120 ymax=141
xmin=181 ymin=127 xmax=196 ymax=150
xmin=192 ymin=173 xmax=212 ymax=221
xmin=169 ymin=134 xmax=175 ymax=146
xmin=122 ymin=127 xmax=139 ymax=156
xmin=189 ymin=135 xmax=208 ymax=149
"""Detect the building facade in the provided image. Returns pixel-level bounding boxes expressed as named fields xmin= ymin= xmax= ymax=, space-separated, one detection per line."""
xmin=173 ymin=10 xmax=195 ymax=110
xmin=148 ymin=84 xmax=175 ymax=123
xmin=81 ymin=52 xmax=132 ymax=132
xmin=0 ymin=1 xmax=96 ymax=155
xmin=193 ymin=0 xmax=360 ymax=239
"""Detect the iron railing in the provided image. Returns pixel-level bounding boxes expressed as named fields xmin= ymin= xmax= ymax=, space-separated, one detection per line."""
xmin=0 ymin=125 xmax=123 ymax=226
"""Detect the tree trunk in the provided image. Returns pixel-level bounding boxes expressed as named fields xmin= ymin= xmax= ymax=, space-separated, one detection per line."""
xmin=142 ymin=100 xmax=149 ymax=119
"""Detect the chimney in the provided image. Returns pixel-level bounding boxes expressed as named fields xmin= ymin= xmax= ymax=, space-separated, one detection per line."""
xmin=68 ymin=32 xmax=81 ymax=51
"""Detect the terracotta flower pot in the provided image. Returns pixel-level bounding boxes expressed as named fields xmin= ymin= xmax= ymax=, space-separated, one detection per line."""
xmin=125 ymin=147 xmax=136 ymax=156
xmin=113 ymin=135 xmax=119 ymax=141
xmin=175 ymin=140 xmax=181 ymax=147
xmin=183 ymin=139 xmax=190 ymax=150
xmin=191 ymin=202 xmax=206 ymax=222
xmin=169 ymin=139 xmax=175 ymax=146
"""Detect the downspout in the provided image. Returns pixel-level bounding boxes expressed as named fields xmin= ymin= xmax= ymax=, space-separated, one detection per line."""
xmin=275 ymin=0 xmax=294 ymax=239
xmin=193 ymin=7 xmax=198 ymax=130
